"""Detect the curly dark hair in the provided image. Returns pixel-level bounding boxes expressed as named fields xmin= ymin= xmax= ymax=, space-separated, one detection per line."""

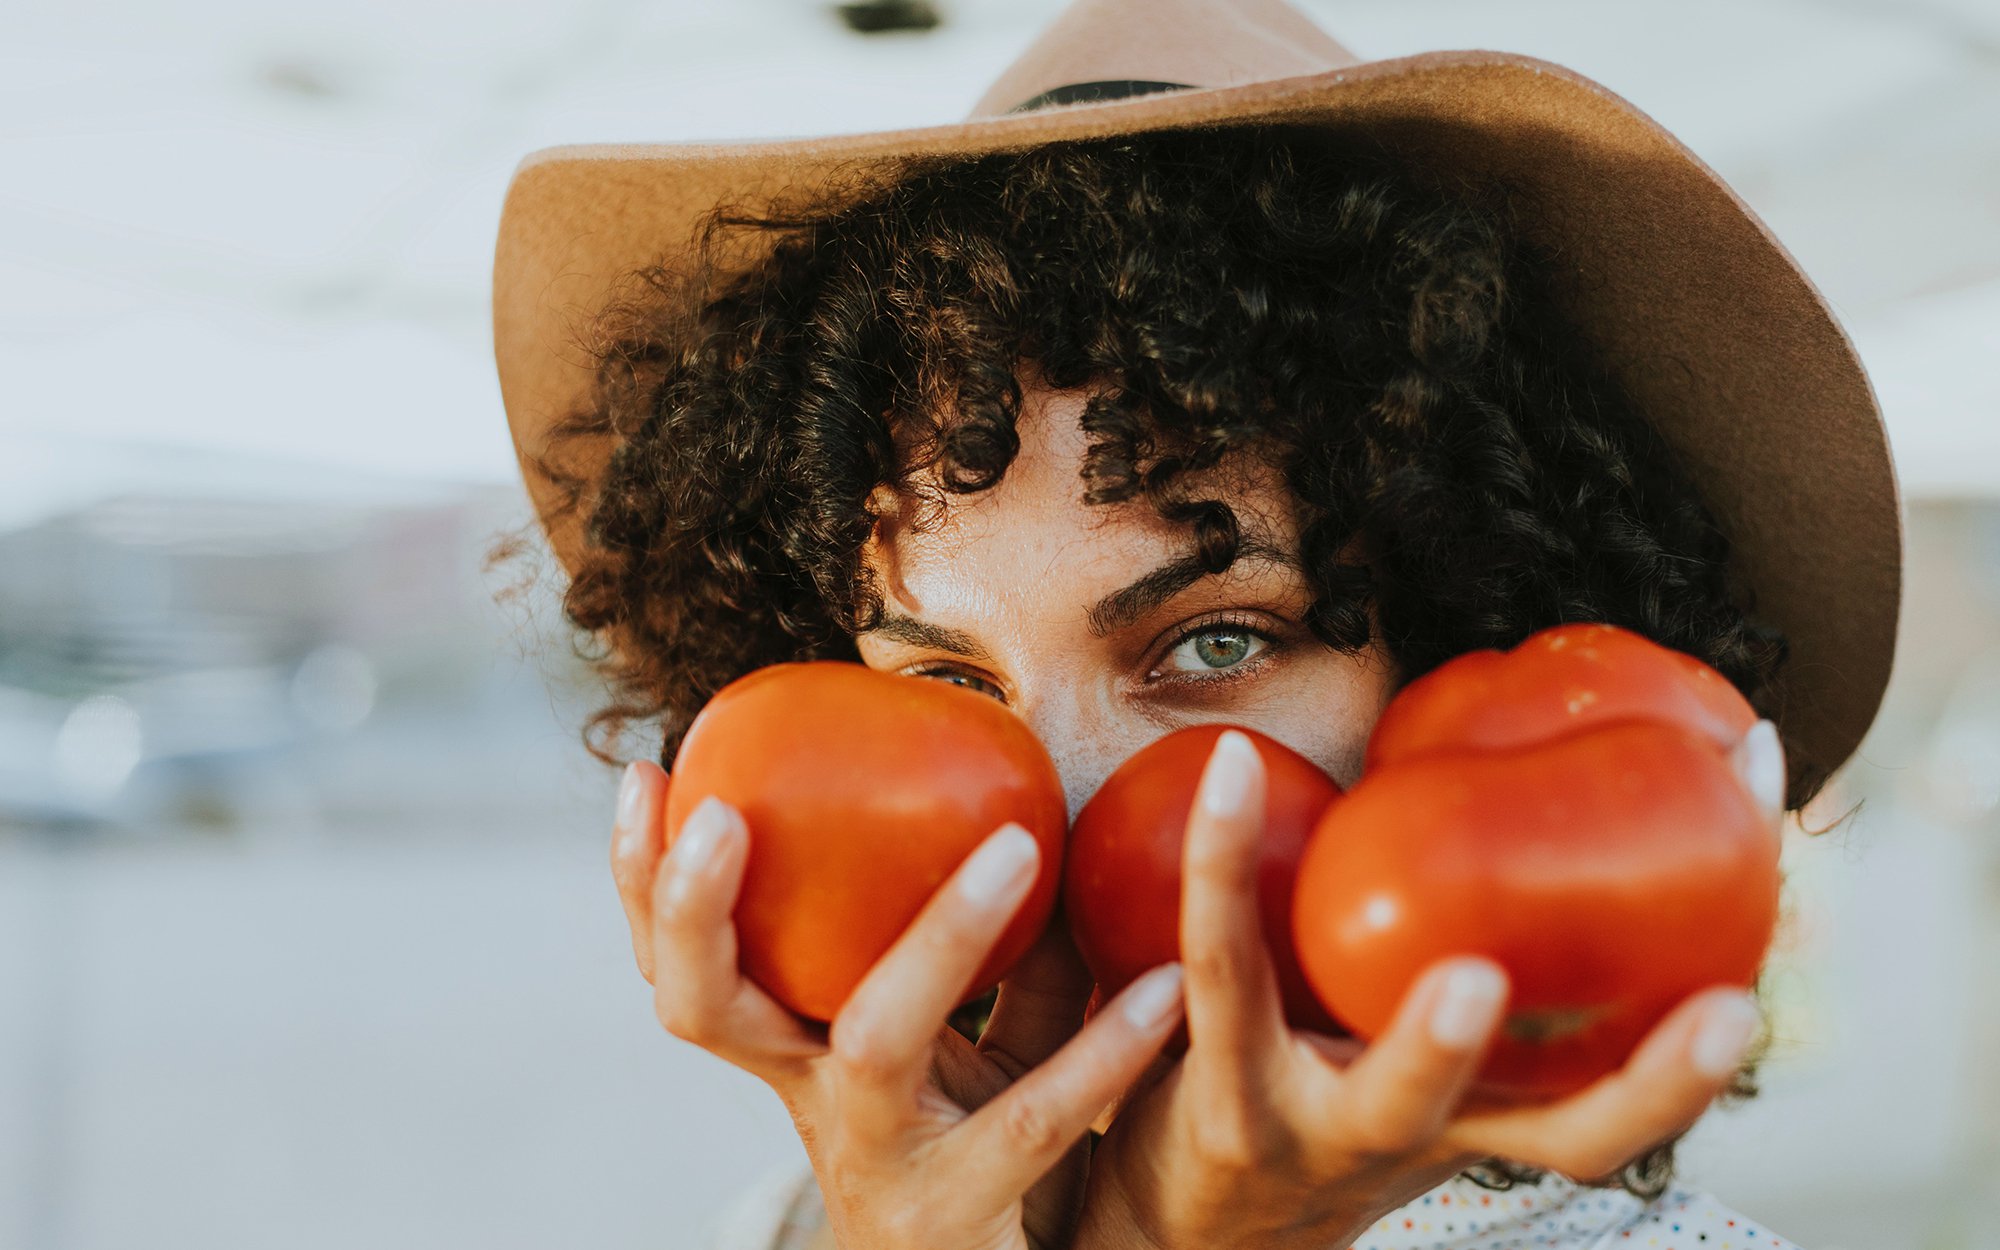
xmin=514 ymin=124 xmax=1789 ymax=1200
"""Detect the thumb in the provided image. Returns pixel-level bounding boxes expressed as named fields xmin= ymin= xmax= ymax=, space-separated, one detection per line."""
xmin=978 ymin=922 xmax=1096 ymax=1077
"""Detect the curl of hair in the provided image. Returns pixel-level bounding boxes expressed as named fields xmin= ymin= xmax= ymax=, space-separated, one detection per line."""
xmin=504 ymin=126 xmax=1790 ymax=1199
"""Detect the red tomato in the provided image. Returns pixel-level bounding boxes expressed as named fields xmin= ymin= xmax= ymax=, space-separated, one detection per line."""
xmin=1367 ymin=623 xmax=1757 ymax=770
xmin=1066 ymin=725 xmax=1346 ymax=1036
xmin=664 ymin=662 xmax=1067 ymax=1022
xmin=1294 ymin=624 xmax=1777 ymax=1100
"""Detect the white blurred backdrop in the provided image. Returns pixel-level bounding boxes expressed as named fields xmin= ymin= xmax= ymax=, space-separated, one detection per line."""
xmin=2 ymin=2 xmax=1997 ymax=1248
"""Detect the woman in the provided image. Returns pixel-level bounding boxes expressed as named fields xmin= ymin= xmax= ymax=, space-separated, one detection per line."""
xmin=491 ymin=2 xmax=1900 ymax=1246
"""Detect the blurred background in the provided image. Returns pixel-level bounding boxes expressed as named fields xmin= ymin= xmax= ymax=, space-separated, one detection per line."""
xmin=2 ymin=0 xmax=1997 ymax=1246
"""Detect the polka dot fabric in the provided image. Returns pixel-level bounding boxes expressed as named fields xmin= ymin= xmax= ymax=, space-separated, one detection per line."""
xmin=705 ymin=1167 xmax=1803 ymax=1250
xmin=1350 ymin=1173 xmax=1801 ymax=1250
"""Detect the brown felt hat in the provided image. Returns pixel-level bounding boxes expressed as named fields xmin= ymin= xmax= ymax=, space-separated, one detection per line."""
xmin=493 ymin=0 xmax=1901 ymax=797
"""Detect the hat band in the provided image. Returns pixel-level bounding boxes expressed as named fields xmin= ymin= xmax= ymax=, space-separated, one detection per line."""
xmin=1007 ymin=79 xmax=1195 ymax=113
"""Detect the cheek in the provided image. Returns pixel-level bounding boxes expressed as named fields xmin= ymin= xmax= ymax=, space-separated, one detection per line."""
xmin=1201 ymin=642 xmax=1398 ymax=789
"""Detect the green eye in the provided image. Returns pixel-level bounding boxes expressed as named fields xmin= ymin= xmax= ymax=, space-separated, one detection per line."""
xmin=1163 ymin=625 xmax=1269 ymax=675
xmin=1195 ymin=631 xmax=1252 ymax=667
xmin=916 ymin=669 xmax=1006 ymax=702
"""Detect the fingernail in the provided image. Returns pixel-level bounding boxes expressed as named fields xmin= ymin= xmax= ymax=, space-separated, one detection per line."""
xmin=1691 ymin=993 xmax=1760 ymax=1079
xmin=1732 ymin=720 xmax=1785 ymax=818
xmin=1429 ymin=960 xmax=1507 ymax=1050
xmin=666 ymin=796 xmax=732 ymax=902
xmin=957 ymin=825 xmax=1038 ymax=906
xmin=1121 ymin=963 xmax=1186 ymax=1030
xmin=1198 ymin=730 xmax=1259 ymax=817
xmin=616 ymin=762 xmax=647 ymax=831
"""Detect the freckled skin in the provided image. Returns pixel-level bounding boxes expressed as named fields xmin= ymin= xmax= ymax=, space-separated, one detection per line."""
xmin=856 ymin=376 xmax=1399 ymax=818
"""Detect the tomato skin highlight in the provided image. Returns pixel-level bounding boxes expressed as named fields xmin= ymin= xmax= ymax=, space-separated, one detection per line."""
xmin=1295 ymin=723 xmax=1779 ymax=1100
xmin=1366 ymin=622 xmax=1758 ymax=771
xmin=1065 ymin=724 xmax=1346 ymax=1035
xmin=664 ymin=662 xmax=1068 ymax=1022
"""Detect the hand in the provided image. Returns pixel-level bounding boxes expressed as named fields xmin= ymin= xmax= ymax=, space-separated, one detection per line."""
xmin=1075 ymin=730 xmax=1777 ymax=1250
xmin=609 ymin=760 xmax=1186 ymax=1250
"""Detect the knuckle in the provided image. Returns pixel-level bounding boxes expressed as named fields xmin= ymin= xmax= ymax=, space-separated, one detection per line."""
xmin=655 ymin=877 xmax=711 ymax=934
xmin=1346 ymin=1107 xmax=1431 ymax=1159
xmin=997 ymin=1095 xmax=1065 ymax=1158
xmin=653 ymin=882 xmax=691 ymax=929
xmin=610 ymin=855 xmax=651 ymax=902
xmin=1186 ymin=842 xmax=1259 ymax=893
xmin=829 ymin=1022 xmax=900 ymax=1087
xmin=913 ymin=909 xmax=992 ymax=964
xmin=1204 ymin=1134 xmax=1262 ymax=1173
xmin=1344 ymin=1071 xmax=1448 ymax=1158
xmin=1188 ymin=1111 xmax=1262 ymax=1171
xmin=1183 ymin=938 xmax=1260 ymax=990
xmin=653 ymin=988 xmax=717 ymax=1046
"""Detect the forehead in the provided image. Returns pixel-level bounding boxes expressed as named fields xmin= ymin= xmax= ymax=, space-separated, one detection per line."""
xmin=864 ymin=382 xmax=1301 ymax=604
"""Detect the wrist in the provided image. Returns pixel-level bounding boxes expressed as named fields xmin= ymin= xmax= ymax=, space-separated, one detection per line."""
xmin=1072 ymin=1165 xmax=1369 ymax=1250
xmin=1070 ymin=1163 xmax=1164 ymax=1250
xmin=1082 ymin=1172 xmax=1432 ymax=1250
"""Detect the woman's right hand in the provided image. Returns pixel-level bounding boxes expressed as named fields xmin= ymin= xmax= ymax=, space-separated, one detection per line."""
xmin=609 ymin=759 xmax=1186 ymax=1250
xmin=1071 ymin=729 xmax=1776 ymax=1250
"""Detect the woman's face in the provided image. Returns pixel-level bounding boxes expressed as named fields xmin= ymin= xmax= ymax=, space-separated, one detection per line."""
xmin=858 ymin=378 xmax=1400 ymax=816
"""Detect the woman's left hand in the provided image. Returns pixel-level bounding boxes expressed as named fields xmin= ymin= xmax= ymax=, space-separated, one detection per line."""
xmin=1071 ymin=730 xmax=1778 ymax=1250
xmin=610 ymin=760 xmax=1185 ymax=1250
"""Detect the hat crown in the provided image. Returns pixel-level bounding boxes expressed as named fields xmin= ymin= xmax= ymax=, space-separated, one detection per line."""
xmin=965 ymin=0 xmax=1361 ymax=119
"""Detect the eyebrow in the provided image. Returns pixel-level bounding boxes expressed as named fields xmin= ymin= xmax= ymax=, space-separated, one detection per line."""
xmin=1085 ymin=536 xmax=1301 ymax=637
xmin=866 ymin=614 xmax=993 ymax=660
xmin=864 ymin=536 xmax=1303 ymax=658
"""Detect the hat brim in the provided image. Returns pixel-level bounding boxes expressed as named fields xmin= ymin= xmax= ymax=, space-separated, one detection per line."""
xmin=493 ymin=49 xmax=1901 ymax=796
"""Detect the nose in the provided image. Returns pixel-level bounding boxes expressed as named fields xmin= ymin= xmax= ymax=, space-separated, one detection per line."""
xmin=1011 ymin=689 xmax=1149 ymax=822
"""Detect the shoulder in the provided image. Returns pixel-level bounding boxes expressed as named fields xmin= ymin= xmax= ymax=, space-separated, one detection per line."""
xmin=1349 ymin=1172 xmax=1804 ymax=1249
xmin=1606 ymin=1185 xmax=1804 ymax=1249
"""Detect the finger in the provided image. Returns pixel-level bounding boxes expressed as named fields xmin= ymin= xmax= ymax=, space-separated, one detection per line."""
xmin=652 ymin=796 xmax=825 ymax=1081
xmin=610 ymin=761 xmax=668 ymax=981
xmin=979 ymin=924 xmax=1094 ymax=1078
xmin=1444 ymin=987 xmax=1761 ymax=1181
xmin=1732 ymin=718 xmax=1786 ymax=828
xmin=930 ymin=1018 xmax=1017 ymax=1114
xmin=829 ymin=826 xmax=1041 ymax=1127
xmin=1322 ymin=958 xmax=1508 ymax=1163
xmin=955 ymin=963 xmax=1186 ymax=1204
xmin=1180 ymin=731 xmax=1286 ymax=1075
